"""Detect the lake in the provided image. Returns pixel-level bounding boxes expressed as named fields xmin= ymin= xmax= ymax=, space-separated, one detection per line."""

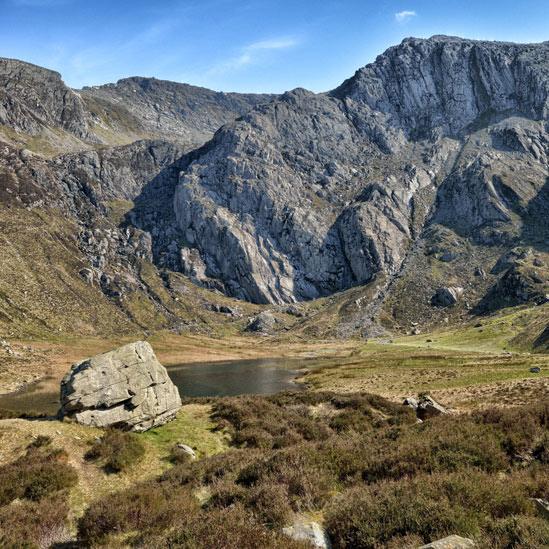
xmin=0 ymin=357 xmax=311 ymax=416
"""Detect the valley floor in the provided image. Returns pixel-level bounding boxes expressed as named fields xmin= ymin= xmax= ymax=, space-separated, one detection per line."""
xmin=0 ymin=305 xmax=547 ymax=547
xmin=1 ymin=304 xmax=547 ymax=409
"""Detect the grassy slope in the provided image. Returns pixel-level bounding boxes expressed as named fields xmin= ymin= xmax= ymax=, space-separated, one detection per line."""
xmin=301 ymin=304 xmax=549 ymax=410
xmin=0 ymin=207 xmax=135 ymax=338
xmin=0 ymin=404 xmax=228 ymax=525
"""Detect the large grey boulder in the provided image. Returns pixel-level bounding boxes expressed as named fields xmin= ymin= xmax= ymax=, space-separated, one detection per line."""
xmin=60 ymin=341 xmax=181 ymax=432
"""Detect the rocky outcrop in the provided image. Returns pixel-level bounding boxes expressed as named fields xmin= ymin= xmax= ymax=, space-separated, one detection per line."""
xmin=172 ymin=36 xmax=549 ymax=305
xmin=0 ymin=58 xmax=90 ymax=138
xmin=2 ymin=35 xmax=549 ymax=335
xmin=431 ymin=287 xmax=464 ymax=307
xmin=173 ymin=89 xmax=430 ymax=304
xmin=246 ymin=311 xmax=277 ymax=333
xmin=334 ymin=36 xmax=549 ymax=142
xmin=81 ymin=77 xmax=276 ymax=146
xmin=60 ymin=341 xmax=181 ymax=431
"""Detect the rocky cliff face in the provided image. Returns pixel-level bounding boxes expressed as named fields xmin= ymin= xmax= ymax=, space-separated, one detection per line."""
xmin=0 ymin=58 xmax=90 ymax=139
xmin=0 ymin=57 xmax=276 ymax=155
xmin=172 ymin=36 xmax=549 ymax=307
xmin=0 ymin=36 xmax=547 ymax=338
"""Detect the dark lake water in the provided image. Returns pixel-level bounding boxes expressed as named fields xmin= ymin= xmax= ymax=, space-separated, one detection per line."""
xmin=168 ymin=357 xmax=307 ymax=398
xmin=0 ymin=357 xmax=311 ymax=416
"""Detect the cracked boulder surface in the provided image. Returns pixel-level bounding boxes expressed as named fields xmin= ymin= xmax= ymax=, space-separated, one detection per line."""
xmin=60 ymin=341 xmax=181 ymax=432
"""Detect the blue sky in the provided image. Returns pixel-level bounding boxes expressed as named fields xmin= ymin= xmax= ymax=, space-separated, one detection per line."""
xmin=1 ymin=0 xmax=548 ymax=92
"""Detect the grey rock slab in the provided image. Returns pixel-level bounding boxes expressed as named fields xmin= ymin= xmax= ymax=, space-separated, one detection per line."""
xmin=431 ymin=287 xmax=464 ymax=307
xmin=419 ymin=535 xmax=476 ymax=548
xmin=176 ymin=443 xmax=197 ymax=459
xmin=532 ymin=498 xmax=549 ymax=520
xmin=416 ymin=395 xmax=448 ymax=420
xmin=282 ymin=521 xmax=331 ymax=549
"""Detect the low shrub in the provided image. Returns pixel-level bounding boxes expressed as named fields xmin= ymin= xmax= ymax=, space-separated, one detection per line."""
xmin=474 ymin=401 xmax=549 ymax=457
xmin=212 ymin=391 xmax=412 ymax=451
xmin=482 ymin=515 xmax=549 ymax=548
xmin=0 ymin=495 xmax=70 ymax=548
xmin=136 ymin=504 xmax=310 ymax=549
xmin=0 ymin=446 xmax=77 ymax=505
xmin=0 ymin=408 xmax=49 ymax=420
xmin=359 ymin=417 xmax=509 ymax=483
xmin=78 ymin=481 xmax=199 ymax=544
xmin=28 ymin=434 xmax=52 ymax=448
xmin=325 ymin=470 xmax=543 ymax=548
xmin=85 ymin=429 xmax=145 ymax=473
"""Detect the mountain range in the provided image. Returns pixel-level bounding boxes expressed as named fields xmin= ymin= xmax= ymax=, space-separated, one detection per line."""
xmin=0 ymin=35 xmax=547 ymax=342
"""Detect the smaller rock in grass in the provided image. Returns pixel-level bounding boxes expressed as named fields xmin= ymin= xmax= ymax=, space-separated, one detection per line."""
xmin=176 ymin=443 xmax=197 ymax=459
xmin=419 ymin=534 xmax=476 ymax=548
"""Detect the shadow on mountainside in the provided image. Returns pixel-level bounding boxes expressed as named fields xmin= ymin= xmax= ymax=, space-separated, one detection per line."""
xmin=520 ymin=177 xmax=549 ymax=253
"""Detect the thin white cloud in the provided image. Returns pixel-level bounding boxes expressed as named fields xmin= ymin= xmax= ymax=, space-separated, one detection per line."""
xmin=68 ymin=19 xmax=177 ymax=75
xmin=209 ymin=36 xmax=300 ymax=74
xmin=395 ymin=10 xmax=416 ymax=23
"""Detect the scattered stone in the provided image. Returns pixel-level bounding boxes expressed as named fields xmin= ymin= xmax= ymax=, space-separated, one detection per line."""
xmin=19 ymin=148 xmax=33 ymax=161
xmin=532 ymin=498 xmax=549 ymax=520
xmin=78 ymin=268 xmax=94 ymax=285
xmin=176 ymin=443 xmax=196 ymax=459
xmin=416 ymin=395 xmax=448 ymax=420
xmin=474 ymin=267 xmax=486 ymax=279
xmin=533 ymin=258 xmax=544 ymax=267
xmin=419 ymin=535 xmax=476 ymax=548
xmin=0 ymin=339 xmax=14 ymax=355
xmin=440 ymin=251 xmax=458 ymax=262
xmin=282 ymin=520 xmax=331 ymax=549
xmin=431 ymin=287 xmax=464 ymax=307
xmin=206 ymin=303 xmax=241 ymax=317
xmin=60 ymin=341 xmax=181 ymax=432
xmin=245 ymin=311 xmax=277 ymax=333
xmin=403 ymin=397 xmax=419 ymax=410
xmin=284 ymin=304 xmax=305 ymax=317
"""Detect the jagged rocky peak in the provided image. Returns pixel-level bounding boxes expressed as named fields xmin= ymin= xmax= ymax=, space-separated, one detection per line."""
xmin=171 ymin=35 xmax=549 ymax=306
xmin=81 ymin=76 xmax=278 ymax=144
xmin=333 ymin=35 xmax=549 ymax=142
xmin=0 ymin=57 xmax=90 ymax=138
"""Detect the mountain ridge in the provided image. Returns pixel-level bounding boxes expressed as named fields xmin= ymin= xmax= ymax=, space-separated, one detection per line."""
xmin=0 ymin=35 xmax=547 ymax=339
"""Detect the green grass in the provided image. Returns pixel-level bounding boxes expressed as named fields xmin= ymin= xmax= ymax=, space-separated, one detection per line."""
xmin=141 ymin=404 xmax=229 ymax=459
xmin=302 ymin=338 xmax=548 ymax=409
xmin=394 ymin=304 xmax=549 ymax=353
